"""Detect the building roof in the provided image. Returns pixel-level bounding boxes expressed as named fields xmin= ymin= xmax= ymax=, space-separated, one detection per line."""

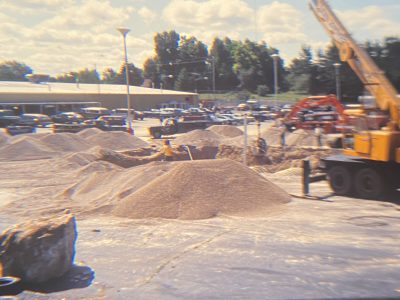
xmin=0 ymin=81 xmax=196 ymax=96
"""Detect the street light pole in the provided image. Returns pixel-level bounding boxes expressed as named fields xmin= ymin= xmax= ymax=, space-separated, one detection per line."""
xmin=271 ymin=54 xmax=279 ymax=107
xmin=211 ymin=56 xmax=216 ymax=100
xmin=117 ymin=27 xmax=133 ymax=135
xmin=333 ymin=63 xmax=342 ymax=101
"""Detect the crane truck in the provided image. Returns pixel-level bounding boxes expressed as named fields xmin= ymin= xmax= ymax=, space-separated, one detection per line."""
xmin=309 ymin=0 xmax=400 ymax=199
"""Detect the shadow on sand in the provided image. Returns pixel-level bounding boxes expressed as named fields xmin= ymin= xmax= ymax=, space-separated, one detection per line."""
xmin=23 ymin=264 xmax=94 ymax=294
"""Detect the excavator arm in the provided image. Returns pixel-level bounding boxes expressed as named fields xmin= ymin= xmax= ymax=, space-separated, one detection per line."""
xmin=309 ymin=0 xmax=400 ymax=130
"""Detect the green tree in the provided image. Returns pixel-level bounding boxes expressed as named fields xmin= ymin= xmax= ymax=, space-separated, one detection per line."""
xmin=174 ymin=68 xmax=191 ymax=91
xmin=143 ymin=58 xmax=158 ymax=87
xmin=287 ymin=46 xmax=313 ymax=93
xmin=209 ymin=37 xmax=239 ymax=92
xmin=115 ymin=63 xmax=144 ymax=86
xmin=102 ymin=68 xmax=118 ymax=84
xmin=0 ymin=61 xmax=32 ymax=81
xmin=178 ymin=36 xmax=209 ymax=92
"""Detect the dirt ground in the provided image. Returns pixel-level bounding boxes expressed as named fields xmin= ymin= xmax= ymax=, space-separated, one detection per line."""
xmin=0 ymin=120 xmax=400 ymax=299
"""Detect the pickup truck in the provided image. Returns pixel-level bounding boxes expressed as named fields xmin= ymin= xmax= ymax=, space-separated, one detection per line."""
xmin=148 ymin=115 xmax=224 ymax=138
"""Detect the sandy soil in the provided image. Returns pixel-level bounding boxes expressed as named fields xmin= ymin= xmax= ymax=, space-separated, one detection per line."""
xmin=0 ymin=120 xmax=399 ymax=299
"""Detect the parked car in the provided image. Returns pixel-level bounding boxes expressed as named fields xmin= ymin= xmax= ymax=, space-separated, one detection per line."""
xmin=159 ymin=108 xmax=185 ymax=118
xmin=51 ymin=112 xmax=85 ymax=124
xmin=80 ymin=107 xmax=111 ymax=119
xmin=18 ymin=114 xmax=53 ymax=127
xmin=6 ymin=125 xmax=35 ymax=135
xmin=0 ymin=110 xmax=20 ymax=127
xmin=217 ymin=114 xmax=242 ymax=125
xmin=111 ymin=108 xmax=144 ymax=120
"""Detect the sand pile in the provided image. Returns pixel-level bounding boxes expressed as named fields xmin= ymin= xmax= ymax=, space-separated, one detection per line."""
xmin=86 ymin=131 xmax=149 ymax=150
xmin=62 ymin=147 xmax=102 ymax=167
xmin=0 ymin=136 xmax=56 ymax=161
xmin=0 ymin=132 xmax=9 ymax=147
xmin=77 ymin=127 xmax=103 ymax=139
xmin=59 ymin=162 xmax=174 ymax=215
xmin=76 ymin=161 xmax=123 ymax=176
xmin=208 ymin=125 xmax=243 ymax=138
xmin=174 ymin=129 xmax=224 ymax=147
xmin=113 ymin=159 xmax=291 ymax=220
xmin=40 ymin=133 xmax=92 ymax=152
xmin=286 ymin=129 xmax=315 ymax=146
xmin=260 ymin=126 xmax=282 ymax=145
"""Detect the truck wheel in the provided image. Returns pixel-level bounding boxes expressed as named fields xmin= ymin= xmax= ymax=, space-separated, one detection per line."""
xmin=328 ymin=165 xmax=353 ymax=196
xmin=355 ymin=168 xmax=384 ymax=199
xmin=152 ymin=132 xmax=161 ymax=139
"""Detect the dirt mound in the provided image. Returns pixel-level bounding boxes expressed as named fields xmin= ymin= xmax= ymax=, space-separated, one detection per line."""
xmin=40 ymin=133 xmax=92 ymax=152
xmin=113 ymin=159 xmax=291 ymax=220
xmin=286 ymin=129 xmax=315 ymax=146
xmin=0 ymin=136 xmax=56 ymax=161
xmin=271 ymin=167 xmax=303 ymax=177
xmin=62 ymin=150 xmax=101 ymax=167
xmin=174 ymin=129 xmax=224 ymax=147
xmin=77 ymin=127 xmax=103 ymax=139
xmin=208 ymin=125 xmax=243 ymax=138
xmin=260 ymin=126 xmax=281 ymax=146
xmin=86 ymin=131 xmax=149 ymax=150
xmin=59 ymin=162 xmax=175 ymax=215
xmin=0 ymin=132 xmax=9 ymax=147
xmin=76 ymin=161 xmax=123 ymax=176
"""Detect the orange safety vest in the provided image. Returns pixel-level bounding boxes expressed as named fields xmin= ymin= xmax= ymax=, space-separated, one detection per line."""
xmin=162 ymin=145 xmax=174 ymax=157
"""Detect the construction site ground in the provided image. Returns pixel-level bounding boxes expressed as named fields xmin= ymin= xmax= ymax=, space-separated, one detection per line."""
xmin=0 ymin=119 xmax=399 ymax=299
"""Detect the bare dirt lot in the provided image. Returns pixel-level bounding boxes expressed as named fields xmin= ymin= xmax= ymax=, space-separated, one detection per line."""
xmin=0 ymin=121 xmax=400 ymax=299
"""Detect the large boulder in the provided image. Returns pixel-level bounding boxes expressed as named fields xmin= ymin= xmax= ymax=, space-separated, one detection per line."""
xmin=0 ymin=214 xmax=77 ymax=283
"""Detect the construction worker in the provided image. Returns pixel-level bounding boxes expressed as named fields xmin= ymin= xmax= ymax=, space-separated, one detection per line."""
xmin=279 ymin=123 xmax=287 ymax=147
xmin=315 ymin=125 xmax=323 ymax=147
xmin=160 ymin=139 xmax=174 ymax=161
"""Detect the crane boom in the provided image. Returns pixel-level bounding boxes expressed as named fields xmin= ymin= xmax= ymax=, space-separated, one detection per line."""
xmin=309 ymin=0 xmax=400 ymax=129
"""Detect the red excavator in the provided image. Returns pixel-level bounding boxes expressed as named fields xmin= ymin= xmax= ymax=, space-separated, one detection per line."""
xmin=283 ymin=95 xmax=348 ymax=133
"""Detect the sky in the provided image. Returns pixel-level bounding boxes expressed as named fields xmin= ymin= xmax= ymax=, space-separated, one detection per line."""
xmin=0 ymin=0 xmax=399 ymax=76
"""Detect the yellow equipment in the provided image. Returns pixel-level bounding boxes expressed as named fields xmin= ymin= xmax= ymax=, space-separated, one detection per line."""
xmin=309 ymin=0 xmax=400 ymax=198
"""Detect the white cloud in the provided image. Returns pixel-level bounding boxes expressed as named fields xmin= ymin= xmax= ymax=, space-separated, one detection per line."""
xmin=337 ymin=6 xmax=400 ymax=40
xmin=163 ymin=0 xmax=253 ymax=29
xmin=138 ymin=7 xmax=157 ymax=24
xmin=258 ymin=2 xmax=307 ymax=46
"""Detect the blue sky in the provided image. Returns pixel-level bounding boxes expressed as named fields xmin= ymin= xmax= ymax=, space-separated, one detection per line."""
xmin=0 ymin=0 xmax=399 ymax=76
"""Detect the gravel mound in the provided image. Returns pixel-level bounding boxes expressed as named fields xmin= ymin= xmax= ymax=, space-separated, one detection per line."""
xmin=0 ymin=132 xmax=9 ymax=147
xmin=208 ymin=125 xmax=243 ymax=138
xmin=86 ymin=131 xmax=149 ymax=150
xmin=0 ymin=136 xmax=56 ymax=161
xmin=286 ymin=129 xmax=315 ymax=146
xmin=174 ymin=129 xmax=224 ymax=147
xmin=40 ymin=133 xmax=92 ymax=152
xmin=113 ymin=159 xmax=290 ymax=220
xmin=77 ymin=128 xmax=103 ymax=139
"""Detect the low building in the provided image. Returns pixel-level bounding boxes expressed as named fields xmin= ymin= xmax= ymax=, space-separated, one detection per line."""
xmin=0 ymin=81 xmax=198 ymax=115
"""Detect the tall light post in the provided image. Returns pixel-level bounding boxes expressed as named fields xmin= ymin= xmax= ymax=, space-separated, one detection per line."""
xmin=206 ymin=56 xmax=216 ymax=100
xmin=333 ymin=63 xmax=342 ymax=101
xmin=271 ymin=53 xmax=280 ymax=107
xmin=117 ymin=27 xmax=133 ymax=135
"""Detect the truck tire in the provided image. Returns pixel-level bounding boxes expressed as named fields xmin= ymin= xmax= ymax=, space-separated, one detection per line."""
xmin=355 ymin=168 xmax=384 ymax=199
xmin=328 ymin=165 xmax=353 ymax=196
xmin=0 ymin=277 xmax=22 ymax=296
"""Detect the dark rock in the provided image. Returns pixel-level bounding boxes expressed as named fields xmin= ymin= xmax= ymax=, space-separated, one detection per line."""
xmin=0 ymin=214 xmax=77 ymax=283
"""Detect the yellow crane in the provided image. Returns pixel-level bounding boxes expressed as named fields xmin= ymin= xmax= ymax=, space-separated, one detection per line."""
xmin=309 ymin=0 xmax=400 ymax=198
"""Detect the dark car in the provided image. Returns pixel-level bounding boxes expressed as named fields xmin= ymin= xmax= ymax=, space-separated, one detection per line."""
xmin=18 ymin=114 xmax=53 ymax=127
xmin=0 ymin=110 xmax=20 ymax=127
xmin=51 ymin=112 xmax=85 ymax=124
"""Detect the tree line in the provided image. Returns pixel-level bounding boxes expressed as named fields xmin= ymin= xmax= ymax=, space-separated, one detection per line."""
xmin=1 ymin=30 xmax=399 ymax=102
